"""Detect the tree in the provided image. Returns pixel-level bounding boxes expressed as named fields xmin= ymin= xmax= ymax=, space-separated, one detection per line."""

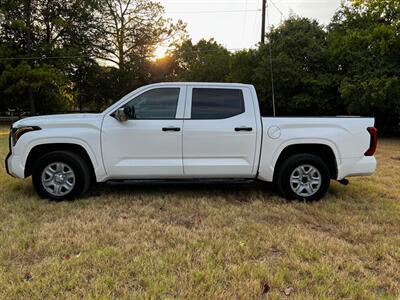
xmin=0 ymin=0 xmax=103 ymax=113
xmin=227 ymin=49 xmax=258 ymax=84
xmin=149 ymin=55 xmax=177 ymax=83
xmin=96 ymin=0 xmax=186 ymax=98
xmin=170 ymin=38 xmax=231 ymax=82
xmin=98 ymin=0 xmax=178 ymax=68
xmin=0 ymin=61 xmax=71 ymax=113
xmin=252 ymin=17 xmax=338 ymax=116
xmin=329 ymin=0 xmax=400 ymax=134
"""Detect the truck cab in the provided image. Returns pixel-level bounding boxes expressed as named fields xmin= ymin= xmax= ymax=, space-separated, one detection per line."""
xmin=102 ymin=83 xmax=262 ymax=179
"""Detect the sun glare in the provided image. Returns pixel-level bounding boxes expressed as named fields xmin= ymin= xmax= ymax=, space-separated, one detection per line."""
xmin=153 ymin=45 xmax=168 ymax=59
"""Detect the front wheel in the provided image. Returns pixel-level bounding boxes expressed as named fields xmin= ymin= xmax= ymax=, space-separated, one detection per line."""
xmin=275 ymin=154 xmax=330 ymax=201
xmin=32 ymin=151 xmax=92 ymax=200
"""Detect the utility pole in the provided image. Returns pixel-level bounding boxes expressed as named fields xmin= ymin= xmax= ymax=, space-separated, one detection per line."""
xmin=262 ymin=0 xmax=276 ymax=116
xmin=261 ymin=0 xmax=266 ymax=44
xmin=25 ymin=0 xmax=35 ymax=115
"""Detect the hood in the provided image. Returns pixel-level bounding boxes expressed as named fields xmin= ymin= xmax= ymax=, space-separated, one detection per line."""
xmin=12 ymin=113 xmax=103 ymax=129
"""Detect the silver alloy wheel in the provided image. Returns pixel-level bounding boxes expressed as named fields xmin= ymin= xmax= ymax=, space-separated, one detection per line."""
xmin=290 ymin=164 xmax=322 ymax=197
xmin=41 ymin=162 xmax=76 ymax=197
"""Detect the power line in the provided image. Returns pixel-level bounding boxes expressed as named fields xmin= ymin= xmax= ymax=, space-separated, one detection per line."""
xmin=161 ymin=0 xmax=334 ymax=3
xmin=166 ymin=9 xmax=261 ymax=14
xmin=241 ymin=0 xmax=249 ymax=40
xmin=0 ymin=47 xmax=255 ymax=61
xmin=0 ymin=55 xmax=94 ymax=61
xmin=161 ymin=1 xmax=260 ymax=3
xmin=270 ymin=0 xmax=285 ymax=22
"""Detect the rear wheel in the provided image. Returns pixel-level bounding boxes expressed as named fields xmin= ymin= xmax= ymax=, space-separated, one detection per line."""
xmin=32 ymin=151 xmax=91 ymax=200
xmin=276 ymin=154 xmax=330 ymax=201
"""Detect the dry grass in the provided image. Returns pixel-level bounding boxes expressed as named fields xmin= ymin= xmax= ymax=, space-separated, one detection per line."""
xmin=0 ymin=124 xmax=10 ymax=136
xmin=0 ymin=136 xmax=399 ymax=299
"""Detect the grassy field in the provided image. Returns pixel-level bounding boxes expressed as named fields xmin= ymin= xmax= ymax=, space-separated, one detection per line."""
xmin=0 ymin=134 xmax=399 ymax=299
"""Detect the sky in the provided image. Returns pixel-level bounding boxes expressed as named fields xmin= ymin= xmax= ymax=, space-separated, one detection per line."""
xmin=157 ymin=0 xmax=342 ymax=53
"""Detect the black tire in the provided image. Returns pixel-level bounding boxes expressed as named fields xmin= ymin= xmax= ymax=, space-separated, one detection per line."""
xmin=32 ymin=151 xmax=92 ymax=201
xmin=275 ymin=153 xmax=330 ymax=201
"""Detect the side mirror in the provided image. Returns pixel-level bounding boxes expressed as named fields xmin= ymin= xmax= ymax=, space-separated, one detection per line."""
xmin=115 ymin=108 xmax=128 ymax=122
xmin=115 ymin=106 xmax=135 ymax=122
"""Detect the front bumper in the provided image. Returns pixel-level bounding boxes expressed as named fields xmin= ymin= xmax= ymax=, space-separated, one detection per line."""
xmin=5 ymin=131 xmax=13 ymax=177
xmin=5 ymin=152 xmax=12 ymax=176
xmin=5 ymin=131 xmax=24 ymax=178
xmin=5 ymin=153 xmax=25 ymax=178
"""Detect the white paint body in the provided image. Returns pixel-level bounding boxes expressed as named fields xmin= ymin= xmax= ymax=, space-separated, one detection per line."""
xmin=6 ymin=83 xmax=376 ymax=182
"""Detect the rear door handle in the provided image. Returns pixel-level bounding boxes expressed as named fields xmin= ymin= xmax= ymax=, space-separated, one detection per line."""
xmin=235 ymin=127 xmax=253 ymax=132
xmin=162 ymin=127 xmax=181 ymax=132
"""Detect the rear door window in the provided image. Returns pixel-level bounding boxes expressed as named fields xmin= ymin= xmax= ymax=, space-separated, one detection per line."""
xmin=191 ymin=88 xmax=245 ymax=119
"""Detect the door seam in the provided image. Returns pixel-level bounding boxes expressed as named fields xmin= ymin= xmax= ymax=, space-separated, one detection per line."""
xmin=181 ymin=87 xmax=189 ymax=175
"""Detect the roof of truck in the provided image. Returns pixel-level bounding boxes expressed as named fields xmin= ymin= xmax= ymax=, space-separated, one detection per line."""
xmin=151 ymin=82 xmax=253 ymax=87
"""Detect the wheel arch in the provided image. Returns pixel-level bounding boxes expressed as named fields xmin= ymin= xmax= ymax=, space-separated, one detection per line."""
xmin=24 ymin=143 xmax=96 ymax=181
xmin=272 ymin=143 xmax=338 ymax=181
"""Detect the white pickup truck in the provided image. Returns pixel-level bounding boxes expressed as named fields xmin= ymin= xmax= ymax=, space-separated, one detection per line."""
xmin=5 ymin=83 xmax=377 ymax=201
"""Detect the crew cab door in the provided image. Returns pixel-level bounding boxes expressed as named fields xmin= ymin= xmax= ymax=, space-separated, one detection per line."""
xmin=182 ymin=86 xmax=258 ymax=177
xmin=101 ymin=86 xmax=186 ymax=179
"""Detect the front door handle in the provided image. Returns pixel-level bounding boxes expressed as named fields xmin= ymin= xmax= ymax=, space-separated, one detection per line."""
xmin=162 ymin=127 xmax=181 ymax=132
xmin=235 ymin=127 xmax=253 ymax=132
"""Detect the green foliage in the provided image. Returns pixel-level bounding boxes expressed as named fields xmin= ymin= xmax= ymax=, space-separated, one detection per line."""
xmin=253 ymin=17 xmax=338 ymax=116
xmin=340 ymin=76 xmax=400 ymax=133
xmin=171 ymin=39 xmax=231 ymax=82
xmin=340 ymin=76 xmax=400 ymax=113
xmin=0 ymin=0 xmax=185 ymax=113
xmin=0 ymin=61 xmax=70 ymax=112
xmin=329 ymin=0 xmax=400 ymax=134
xmin=0 ymin=0 xmax=105 ymax=113
xmin=0 ymin=0 xmax=398 ymax=134
xmin=149 ymin=56 xmax=177 ymax=83
xmin=227 ymin=49 xmax=258 ymax=84
xmin=72 ymin=63 xmax=117 ymax=112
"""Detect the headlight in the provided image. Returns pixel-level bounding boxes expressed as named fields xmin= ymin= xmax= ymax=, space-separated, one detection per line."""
xmin=11 ymin=126 xmax=41 ymax=146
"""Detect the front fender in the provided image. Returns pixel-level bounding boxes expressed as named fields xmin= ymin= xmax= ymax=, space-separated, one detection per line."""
xmin=13 ymin=128 xmax=107 ymax=182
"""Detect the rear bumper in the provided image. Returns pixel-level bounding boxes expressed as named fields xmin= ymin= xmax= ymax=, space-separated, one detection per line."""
xmin=337 ymin=156 xmax=377 ymax=180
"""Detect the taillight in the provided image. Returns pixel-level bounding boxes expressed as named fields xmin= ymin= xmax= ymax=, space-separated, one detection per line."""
xmin=365 ymin=127 xmax=377 ymax=156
